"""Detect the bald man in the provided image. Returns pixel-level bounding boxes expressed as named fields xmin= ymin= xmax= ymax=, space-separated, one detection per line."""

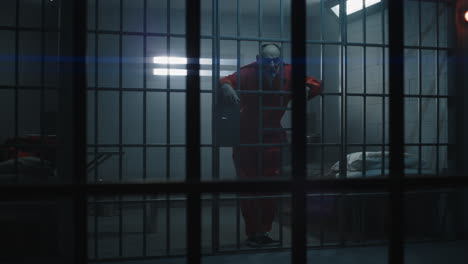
xmin=219 ymin=43 xmax=321 ymax=247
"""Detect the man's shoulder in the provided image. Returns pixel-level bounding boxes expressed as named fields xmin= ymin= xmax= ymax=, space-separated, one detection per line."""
xmin=239 ymin=62 xmax=258 ymax=73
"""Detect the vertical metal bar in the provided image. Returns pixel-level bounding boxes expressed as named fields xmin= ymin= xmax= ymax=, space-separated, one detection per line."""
xmin=363 ymin=0 xmax=367 ymax=179
xmin=435 ymin=0 xmax=440 ymax=176
xmin=342 ymin=0 xmax=348 ymax=180
xmin=235 ymin=0 xmax=241 ymax=250
xmin=186 ymin=0 xmax=201 ymax=263
xmin=291 ymin=0 xmax=307 ymax=263
xmin=143 ymin=0 xmax=148 ymax=256
xmin=72 ymin=0 xmax=88 ymax=262
xmin=258 ymin=0 xmax=264 ymax=183
xmin=319 ymin=0 xmax=325 ymax=247
xmin=418 ymin=0 xmax=422 ymax=176
xmin=278 ymin=0 xmax=284 ymax=248
xmin=339 ymin=0 xmax=348 ymax=247
xmin=165 ymin=0 xmax=171 ymax=256
xmin=211 ymin=0 xmax=220 ymax=254
xmin=40 ymin=0 xmax=45 ymax=155
xmin=381 ymin=0 xmax=386 ymax=183
xmin=236 ymin=197 xmax=241 ymax=249
xmin=14 ymin=0 xmax=19 ymax=185
xmin=93 ymin=0 xmax=99 ymax=259
xmin=118 ymin=0 xmax=123 ymax=257
xmin=388 ymin=0 xmax=405 ymax=263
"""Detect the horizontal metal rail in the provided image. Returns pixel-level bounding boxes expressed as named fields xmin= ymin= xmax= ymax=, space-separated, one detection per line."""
xmin=1 ymin=177 xmax=467 ymax=198
xmin=87 ymin=189 xmax=453 ymax=204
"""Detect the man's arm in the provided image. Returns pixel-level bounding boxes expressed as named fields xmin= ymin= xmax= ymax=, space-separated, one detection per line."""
xmin=220 ymin=82 xmax=240 ymax=104
xmin=305 ymin=77 xmax=322 ymax=99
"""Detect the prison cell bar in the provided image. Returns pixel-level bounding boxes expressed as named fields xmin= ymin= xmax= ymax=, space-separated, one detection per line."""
xmin=388 ymin=1 xmax=405 ymax=264
xmin=278 ymin=0 xmax=286 ymax=248
xmin=319 ymin=0 xmax=326 ymax=248
xmin=381 ymin=0 xmax=387 ymax=191
xmin=40 ymin=0 xmax=45 ymax=168
xmin=118 ymin=0 xmax=124 ymax=257
xmin=72 ymin=0 xmax=88 ymax=263
xmin=418 ymin=0 xmax=423 ymax=177
xmin=142 ymin=0 xmax=148 ymax=257
xmin=291 ymin=0 xmax=307 ymax=263
xmin=13 ymin=0 xmax=19 ymax=188
xmin=186 ymin=0 xmax=202 ymax=263
xmin=93 ymin=0 xmax=100 ymax=259
xmin=211 ymin=0 xmax=221 ymax=255
xmin=338 ymin=0 xmax=348 ymax=248
xmin=361 ymin=0 xmax=368 ymax=244
xmin=436 ymin=0 xmax=441 ymax=177
xmin=257 ymin=0 xmax=267 ymax=243
xmin=234 ymin=0 xmax=242 ymax=251
xmin=363 ymin=0 xmax=368 ymax=181
xmin=165 ymin=0 xmax=172 ymax=256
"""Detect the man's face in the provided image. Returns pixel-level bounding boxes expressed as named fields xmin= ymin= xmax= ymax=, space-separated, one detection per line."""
xmin=258 ymin=45 xmax=281 ymax=79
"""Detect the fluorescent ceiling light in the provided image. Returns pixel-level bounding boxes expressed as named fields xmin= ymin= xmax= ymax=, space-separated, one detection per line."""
xmin=153 ymin=68 xmax=233 ymax=76
xmin=331 ymin=0 xmax=381 ymax=17
xmin=153 ymin=56 xmax=237 ymax=66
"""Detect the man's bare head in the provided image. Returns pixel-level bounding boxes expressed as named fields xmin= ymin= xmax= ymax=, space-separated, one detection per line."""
xmin=257 ymin=43 xmax=282 ymax=79
xmin=261 ymin=43 xmax=281 ymax=58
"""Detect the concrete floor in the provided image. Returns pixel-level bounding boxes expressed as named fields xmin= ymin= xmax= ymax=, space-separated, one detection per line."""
xmin=87 ymin=197 xmax=463 ymax=263
xmin=89 ymin=241 xmax=468 ymax=264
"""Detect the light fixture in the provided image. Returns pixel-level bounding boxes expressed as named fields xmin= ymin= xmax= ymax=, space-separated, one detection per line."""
xmin=331 ymin=0 xmax=381 ymax=17
xmin=464 ymin=10 xmax=468 ymax=23
xmin=153 ymin=56 xmax=237 ymax=66
xmin=153 ymin=68 xmax=234 ymax=76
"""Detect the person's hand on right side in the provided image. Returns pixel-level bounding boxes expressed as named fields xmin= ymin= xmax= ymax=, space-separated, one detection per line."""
xmin=220 ymin=83 xmax=240 ymax=104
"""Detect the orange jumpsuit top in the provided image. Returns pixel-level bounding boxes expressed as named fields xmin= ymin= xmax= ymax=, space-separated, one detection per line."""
xmin=220 ymin=62 xmax=321 ymax=145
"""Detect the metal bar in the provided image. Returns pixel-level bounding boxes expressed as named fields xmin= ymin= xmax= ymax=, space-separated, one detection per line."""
xmin=14 ymin=0 xmax=19 ymax=184
xmin=2 ymin=177 xmax=468 ymax=197
xmin=278 ymin=0 xmax=285 ymax=247
xmin=93 ymin=0 xmax=100 ymax=258
xmin=435 ymin=0 xmax=440 ymax=177
xmin=339 ymin=0 xmax=348 ymax=247
xmin=291 ymin=0 xmax=307 ymax=263
xmin=0 ymin=85 xmax=62 ymax=90
xmin=258 ymin=0 xmax=264 ymax=185
xmin=40 ymin=0 xmax=45 ymax=159
xmin=340 ymin=0 xmax=348 ymax=180
xmin=72 ymin=0 xmax=88 ymax=262
xmin=89 ymin=190 xmax=453 ymax=204
xmin=118 ymin=0 xmax=124 ymax=257
xmin=363 ymin=0 xmax=367 ymax=178
xmin=388 ymin=0 xmax=405 ymax=263
xmin=0 ymin=25 xmax=60 ymax=31
xmin=211 ymin=0 xmax=220 ymax=254
xmin=186 ymin=0 xmax=201 ymax=263
xmin=85 ymin=142 xmax=450 ymax=148
xmin=142 ymin=0 xmax=148 ymax=257
xmin=86 ymin=87 xmax=214 ymax=93
xmin=84 ymin=88 xmax=446 ymax=98
xmin=235 ymin=0 xmax=241 ymax=250
xmin=418 ymin=0 xmax=423 ymax=176
xmin=319 ymin=0 xmax=326 ymax=248
xmin=236 ymin=197 xmax=241 ymax=249
xmin=381 ymin=0 xmax=387 ymax=180
xmin=166 ymin=0 xmax=171 ymax=256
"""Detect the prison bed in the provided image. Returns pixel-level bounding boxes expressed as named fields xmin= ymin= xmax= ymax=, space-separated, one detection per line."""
xmin=328 ymin=151 xmax=436 ymax=178
xmin=277 ymin=151 xmax=447 ymax=243
xmin=0 ymin=156 xmax=55 ymax=183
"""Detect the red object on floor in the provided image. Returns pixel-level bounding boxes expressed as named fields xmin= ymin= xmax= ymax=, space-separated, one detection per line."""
xmin=4 ymin=135 xmax=57 ymax=165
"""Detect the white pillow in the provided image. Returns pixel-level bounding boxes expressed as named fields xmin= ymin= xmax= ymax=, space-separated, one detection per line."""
xmin=330 ymin=151 xmax=427 ymax=173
